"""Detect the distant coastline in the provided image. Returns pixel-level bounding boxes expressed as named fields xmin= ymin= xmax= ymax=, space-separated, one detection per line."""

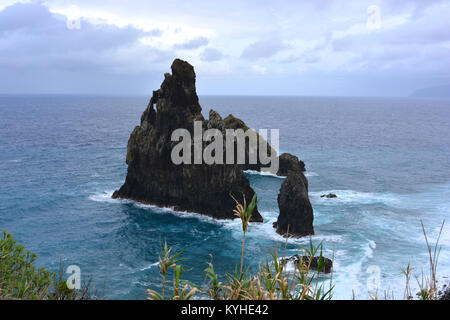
xmin=410 ymin=85 xmax=450 ymax=100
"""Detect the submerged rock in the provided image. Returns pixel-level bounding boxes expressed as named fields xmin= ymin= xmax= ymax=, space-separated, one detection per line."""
xmin=439 ymin=282 xmax=450 ymax=300
xmin=284 ymin=254 xmax=333 ymax=273
xmin=277 ymin=153 xmax=305 ymax=176
xmin=113 ymin=58 xmax=263 ymax=222
xmin=321 ymin=193 xmax=337 ymax=198
xmin=276 ymin=170 xmax=314 ymax=237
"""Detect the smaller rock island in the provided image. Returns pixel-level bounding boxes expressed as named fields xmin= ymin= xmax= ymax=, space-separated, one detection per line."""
xmin=276 ymin=170 xmax=314 ymax=237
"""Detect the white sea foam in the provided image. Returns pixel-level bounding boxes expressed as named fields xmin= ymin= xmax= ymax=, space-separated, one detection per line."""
xmin=89 ymin=190 xmax=232 ymax=225
xmin=140 ymin=262 xmax=159 ymax=271
xmin=89 ymin=190 xmax=131 ymax=204
xmin=331 ymin=240 xmax=377 ymax=299
xmin=412 ymin=220 xmax=450 ymax=248
xmin=310 ymin=189 xmax=398 ymax=206
xmin=245 ymin=211 xmax=345 ymax=245
xmin=367 ymin=240 xmax=376 ymax=259
xmin=244 ymin=170 xmax=318 ymax=178
xmin=244 ymin=170 xmax=285 ymax=179
xmin=133 ymin=280 xmax=152 ymax=287
xmin=282 ymin=260 xmax=297 ymax=273
xmin=304 ymin=172 xmax=319 ymax=177
xmin=438 ymin=224 xmax=450 ymax=247
xmin=136 ymin=202 xmax=235 ymax=226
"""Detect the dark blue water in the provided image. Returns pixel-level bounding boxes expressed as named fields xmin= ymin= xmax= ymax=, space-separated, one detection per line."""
xmin=1 ymin=94 xmax=449 ymax=299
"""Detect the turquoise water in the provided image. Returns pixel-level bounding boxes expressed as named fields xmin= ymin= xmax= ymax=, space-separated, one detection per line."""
xmin=1 ymin=94 xmax=449 ymax=299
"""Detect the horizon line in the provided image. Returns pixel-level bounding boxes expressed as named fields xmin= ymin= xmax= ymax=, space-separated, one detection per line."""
xmin=0 ymin=92 xmax=431 ymax=99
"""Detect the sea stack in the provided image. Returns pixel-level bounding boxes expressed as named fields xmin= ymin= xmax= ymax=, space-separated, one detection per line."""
xmin=277 ymin=153 xmax=306 ymax=176
xmin=276 ymin=170 xmax=314 ymax=237
xmin=112 ymin=58 xmax=263 ymax=222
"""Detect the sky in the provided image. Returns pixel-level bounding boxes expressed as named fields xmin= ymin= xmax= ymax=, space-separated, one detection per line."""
xmin=0 ymin=0 xmax=449 ymax=96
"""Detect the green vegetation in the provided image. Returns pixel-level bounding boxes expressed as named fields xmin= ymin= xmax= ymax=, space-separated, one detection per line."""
xmin=401 ymin=220 xmax=445 ymax=300
xmin=0 ymin=230 xmax=96 ymax=300
xmin=0 ymin=231 xmax=54 ymax=299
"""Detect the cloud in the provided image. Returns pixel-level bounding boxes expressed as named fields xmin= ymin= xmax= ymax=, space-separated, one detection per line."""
xmin=173 ymin=36 xmax=208 ymax=50
xmin=280 ymin=36 xmax=331 ymax=64
xmin=241 ymin=37 xmax=289 ymax=60
xmin=199 ymin=48 xmax=224 ymax=62
xmin=251 ymin=65 xmax=267 ymax=74
xmin=1 ymin=0 xmax=450 ymax=96
xmin=0 ymin=2 xmax=175 ymax=93
xmin=326 ymin=2 xmax=450 ymax=76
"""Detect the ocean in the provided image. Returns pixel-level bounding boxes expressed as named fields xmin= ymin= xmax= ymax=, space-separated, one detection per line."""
xmin=1 ymin=94 xmax=449 ymax=299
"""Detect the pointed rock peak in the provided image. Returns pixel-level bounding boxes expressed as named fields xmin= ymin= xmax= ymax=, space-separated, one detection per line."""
xmin=208 ymin=109 xmax=225 ymax=130
xmin=209 ymin=109 xmax=223 ymax=121
xmin=171 ymin=58 xmax=196 ymax=84
xmin=223 ymin=114 xmax=250 ymax=131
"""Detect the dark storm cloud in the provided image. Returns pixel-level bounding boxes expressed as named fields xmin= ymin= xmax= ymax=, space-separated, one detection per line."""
xmin=1 ymin=0 xmax=449 ymax=96
xmin=0 ymin=2 xmax=174 ymax=93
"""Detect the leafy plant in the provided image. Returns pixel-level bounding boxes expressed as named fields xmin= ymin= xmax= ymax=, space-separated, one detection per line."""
xmin=146 ymin=241 xmax=196 ymax=300
xmin=0 ymin=231 xmax=99 ymax=300
xmin=231 ymin=193 xmax=257 ymax=279
xmin=378 ymin=220 xmax=445 ymax=300
xmin=0 ymin=231 xmax=54 ymax=299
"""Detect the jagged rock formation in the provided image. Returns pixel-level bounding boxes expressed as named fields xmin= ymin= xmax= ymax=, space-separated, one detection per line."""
xmin=283 ymin=254 xmax=333 ymax=273
xmin=112 ymin=58 xmax=263 ymax=222
xmin=277 ymin=153 xmax=305 ymax=176
xmin=223 ymin=114 xmax=250 ymax=131
xmin=276 ymin=170 xmax=314 ymax=237
xmin=321 ymin=193 xmax=337 ymax=198
xmin=440 ymin=283 xmax=450 ymax=300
